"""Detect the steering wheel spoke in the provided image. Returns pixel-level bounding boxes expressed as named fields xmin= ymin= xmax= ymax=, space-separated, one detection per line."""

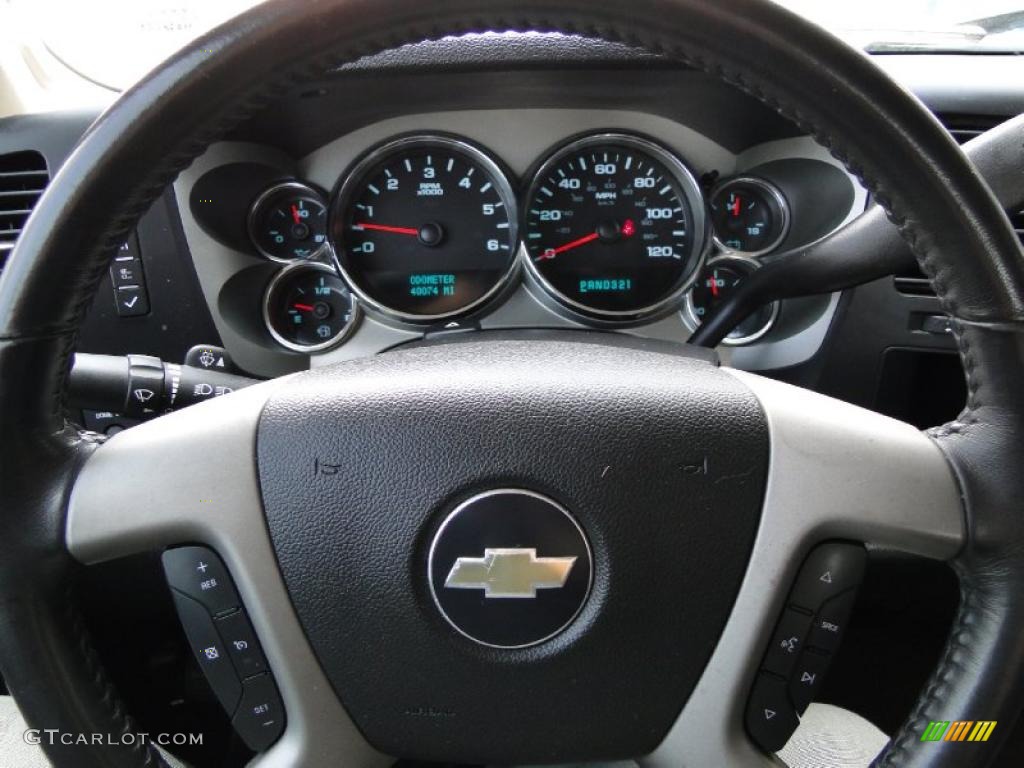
xmin=645 ymin=368 xmax=963 ymax=766
xmin=66 ymin=381 xmax=387 ymax=767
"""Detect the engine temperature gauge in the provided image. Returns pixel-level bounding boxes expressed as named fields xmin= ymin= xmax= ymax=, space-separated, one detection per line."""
xmin=710 ymin=177 xmax=789 ymax=256
xmin=684 ymin=256 xmax=779 ymax=345
xmin=249 ymin=181 xmax=329 ymax=263
xmin=263 ymin=263 xmax=360 ymax=353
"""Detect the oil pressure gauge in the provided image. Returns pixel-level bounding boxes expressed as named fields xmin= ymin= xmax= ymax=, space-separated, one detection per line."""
xmin=263 ymin=263 xmax=360 ymax=353
xmin=710 ymin=177 xmax=789 ymax=256
xmin=249 ymin=181 xmax=329 ymax=263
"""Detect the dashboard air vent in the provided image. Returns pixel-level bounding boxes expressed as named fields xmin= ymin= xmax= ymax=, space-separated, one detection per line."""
xmin=0 ymin=150 xmax=49 ymax=269
xmin=895 ymin=115 xmax=1022 ymax=296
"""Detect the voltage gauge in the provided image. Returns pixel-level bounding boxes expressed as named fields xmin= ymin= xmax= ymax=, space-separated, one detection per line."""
xmin=263 ymin=263 xmax=359 ymax=352
xmin=710 ymin=177 xmax=789 ymax=256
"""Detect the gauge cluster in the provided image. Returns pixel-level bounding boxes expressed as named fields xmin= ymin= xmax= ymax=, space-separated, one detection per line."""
xmin=180 ymin=109 xmax=862 ymax=371
xmin=242 ymin=131 xmax=792 ymax=351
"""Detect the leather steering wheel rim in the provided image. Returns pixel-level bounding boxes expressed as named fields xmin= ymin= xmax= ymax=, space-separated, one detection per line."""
xmin=1 ymin=1 xmax=1023 ymax=766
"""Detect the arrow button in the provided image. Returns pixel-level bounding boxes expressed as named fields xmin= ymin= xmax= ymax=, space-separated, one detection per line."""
xmin=790 ymin=543 xmax=866 ymax=612
xmin=746 ymin=673 xmax=798 ymax=753
xmin=789 ymin=649 xmax=831 ymax=715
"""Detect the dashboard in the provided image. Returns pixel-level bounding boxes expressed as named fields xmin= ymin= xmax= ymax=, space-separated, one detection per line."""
xmin=178 ymin=107 xmax=862 ymax=379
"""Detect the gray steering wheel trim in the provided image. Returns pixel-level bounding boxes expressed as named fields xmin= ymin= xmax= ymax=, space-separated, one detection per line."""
xmin=1 ymin=1 xmax=1023 ymax=766
xmin=66 ymin=346 xmax=963 ymax=767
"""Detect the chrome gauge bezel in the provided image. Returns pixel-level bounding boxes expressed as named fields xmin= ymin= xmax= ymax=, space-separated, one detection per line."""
xmin=262 ymin=261 xmax=361 ymax=354
xmin=710 ymin=176 xmax=791 ymax=257
xmin=519 ymin=132 xmax=710 ymax=322
xmin=329 ymin=134 xmax=520 ymax=324
xmin=683 ymin=254 xmax=780 ymax=346
xmin=247 ymin=181 xmax=331 ymax=264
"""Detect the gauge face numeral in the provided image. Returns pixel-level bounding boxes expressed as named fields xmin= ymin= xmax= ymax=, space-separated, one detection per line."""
xmin=685 ymin=257 xmax=778 ymax=345
xmin=710 ymin=177 xmax=789 ymax=256
xmin=264 ymin=265 xmax=359 ymax=352
xmin=249 ymin=183 xmax=329 ymax=263
xmin=522 ymin=135 xmax=706 ymax=318
xmin=332 ymin=137 xmax=518 ymax=321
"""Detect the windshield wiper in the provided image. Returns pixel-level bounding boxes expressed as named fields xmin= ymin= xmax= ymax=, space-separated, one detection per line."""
xmin=963 ymin=10 xmax=1024 ymax=35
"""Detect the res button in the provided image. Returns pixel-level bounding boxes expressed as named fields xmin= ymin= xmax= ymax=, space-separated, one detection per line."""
xmin=163 ymin=546 xmax=241 ymax=617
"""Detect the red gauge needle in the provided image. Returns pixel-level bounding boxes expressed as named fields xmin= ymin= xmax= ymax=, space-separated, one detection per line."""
xmin=710 ymin=271 xmax=720 ymax=298
xmin=291 ymin=205 xmax=302 ymax=225
xmin=293 ymin=303 xmax=315 ymax=312
xmin=353 ymin=222 xmax=419 ymax=236
xmin=539 ymin=231 xmax=599 ymax=260
xmin=729 ymin=196 xmax=742 ymax=217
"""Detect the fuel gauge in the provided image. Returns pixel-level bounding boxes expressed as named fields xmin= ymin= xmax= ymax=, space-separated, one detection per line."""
xmin=710 ymin=177 xmax=789 ymax=256
xmin=263 ymin=263 xmax=360 ymax=353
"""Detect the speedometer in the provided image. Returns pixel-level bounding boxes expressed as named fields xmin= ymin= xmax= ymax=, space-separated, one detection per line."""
xmin=331 ymin=135 xmax=518 ymax=322
xmin=522 ymin=133 xmax=708 ymax=319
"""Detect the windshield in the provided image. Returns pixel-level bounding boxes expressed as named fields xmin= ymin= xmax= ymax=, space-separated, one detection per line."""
xmin=2 ymin=0 xmax=1023 ymax=96
xmin=777 ymin=0 xmax=1024 ymax=52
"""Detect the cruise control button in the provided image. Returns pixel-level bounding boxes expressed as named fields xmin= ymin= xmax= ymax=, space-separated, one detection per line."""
xmin=746 ymin=673 xmax=799 ymax=753
xmin=808 ymin=589 xmax=857 ymax=653
xmin=762 ymin=608 xmax=812 ymax=678
xmin=232 ymin=673 xmax=285 ymax=752
xmin=788 ymin=650 xmax=831 ymax=714
xmin=162 ymin=546 xmax=240 ymax=616
xmin=216 ymin=610 xmax=267 ymax=679
xmin=171 ymin=592 xmax=241 ymax=714
xmin=790 ymin=543 xmax=866 ymax=612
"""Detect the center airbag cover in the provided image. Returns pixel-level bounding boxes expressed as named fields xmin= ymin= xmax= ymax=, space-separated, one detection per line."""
xmin=256 ymin=338 xmax=768 ymax=763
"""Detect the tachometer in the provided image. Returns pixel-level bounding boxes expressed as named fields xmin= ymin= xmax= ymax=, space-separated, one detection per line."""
xmin=331 ymin=135 xmax=518 ymax=322
xmin=522 ymin=133 xmax=708 ymax=319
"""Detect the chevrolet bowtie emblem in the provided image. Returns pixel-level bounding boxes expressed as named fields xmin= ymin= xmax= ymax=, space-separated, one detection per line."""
xmin=444 ymin=548 xmax=577 ymax=598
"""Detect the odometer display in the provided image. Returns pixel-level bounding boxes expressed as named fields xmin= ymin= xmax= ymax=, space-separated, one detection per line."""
xmin=332 ymin=136 xmax=518 ymax=321
xmin=523 ymin=134 xmax=708 ymax=318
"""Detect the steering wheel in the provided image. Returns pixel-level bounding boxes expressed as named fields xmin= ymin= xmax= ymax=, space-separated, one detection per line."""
xmin=2 ymin=1 xmax=1023 ymax=767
